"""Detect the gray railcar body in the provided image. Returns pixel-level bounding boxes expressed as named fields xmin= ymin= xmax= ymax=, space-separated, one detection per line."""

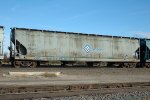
xmin=11 ymin=28 xmax=140 ymax=64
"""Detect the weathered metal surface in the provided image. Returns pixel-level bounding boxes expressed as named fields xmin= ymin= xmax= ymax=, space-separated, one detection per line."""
xmin=11 ymin=28 xmax=139 ymax=62
xmin=146 ymin=39 xmax=150 ymax=62
xmin=0 ymin=26 xmax=4 ymax=59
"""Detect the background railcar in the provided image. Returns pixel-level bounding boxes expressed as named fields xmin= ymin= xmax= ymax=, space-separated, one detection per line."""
xmin=0 ymin=26 xmax=4 ymax=65
xmin=10 ymin=27 xmax=141 ymax=68
xmin=144 ymin=39 xmax=150 ymax=67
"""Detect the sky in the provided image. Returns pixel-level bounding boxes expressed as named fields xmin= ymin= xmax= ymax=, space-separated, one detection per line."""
xmin=0 ymin=0 xmax=150 ymax=52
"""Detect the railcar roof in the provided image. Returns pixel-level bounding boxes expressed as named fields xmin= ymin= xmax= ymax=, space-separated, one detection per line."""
xmin=11 ymin=27 xmax=148 ymax=40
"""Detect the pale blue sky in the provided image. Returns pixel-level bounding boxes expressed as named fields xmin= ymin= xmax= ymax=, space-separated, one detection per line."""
xmin=0 ymin=0 xmax=150 ymax=52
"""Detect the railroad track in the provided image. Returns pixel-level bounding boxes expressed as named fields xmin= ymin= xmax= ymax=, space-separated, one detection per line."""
xmin=0 ymin=82 xmax=150 ymax=100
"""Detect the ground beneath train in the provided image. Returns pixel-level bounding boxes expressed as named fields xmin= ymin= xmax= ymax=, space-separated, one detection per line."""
xmin=0 ymin=66 xmax=149 ymax=100
xmin=0 ymin=66 xmax=149 ymax=85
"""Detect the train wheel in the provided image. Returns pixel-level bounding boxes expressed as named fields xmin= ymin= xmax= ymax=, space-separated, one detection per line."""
xmin=145 ymin=63 xmax=150 ymax=68
xmin=122 ymin=63 xmax=136 ymax=68
xmin=30 ymin=62 xmax=37 ymax=68
xmin=122 ymin=63 xmax=128 ymax=68
xmin=19 ymin=61 xmax=37 ymax=68
xmin=130 ymin=63 xmax=136 ymax=68
xmin=14 ymin=61 xmax=21 ymax=68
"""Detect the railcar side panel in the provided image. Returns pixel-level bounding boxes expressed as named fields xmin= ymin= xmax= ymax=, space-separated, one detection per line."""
xmin=12 ymin=28 xmax=139 ymax=62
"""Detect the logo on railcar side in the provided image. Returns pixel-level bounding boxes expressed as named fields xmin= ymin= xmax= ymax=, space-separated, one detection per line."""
xmin=83 ymin=44 xmax=93 ymax=53
xmin=83 ymin=43 xmax=103 ymax=53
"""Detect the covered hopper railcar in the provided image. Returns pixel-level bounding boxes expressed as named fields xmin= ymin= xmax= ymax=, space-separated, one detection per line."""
xmin=10 ymin=27 xmax=150 ymax=68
